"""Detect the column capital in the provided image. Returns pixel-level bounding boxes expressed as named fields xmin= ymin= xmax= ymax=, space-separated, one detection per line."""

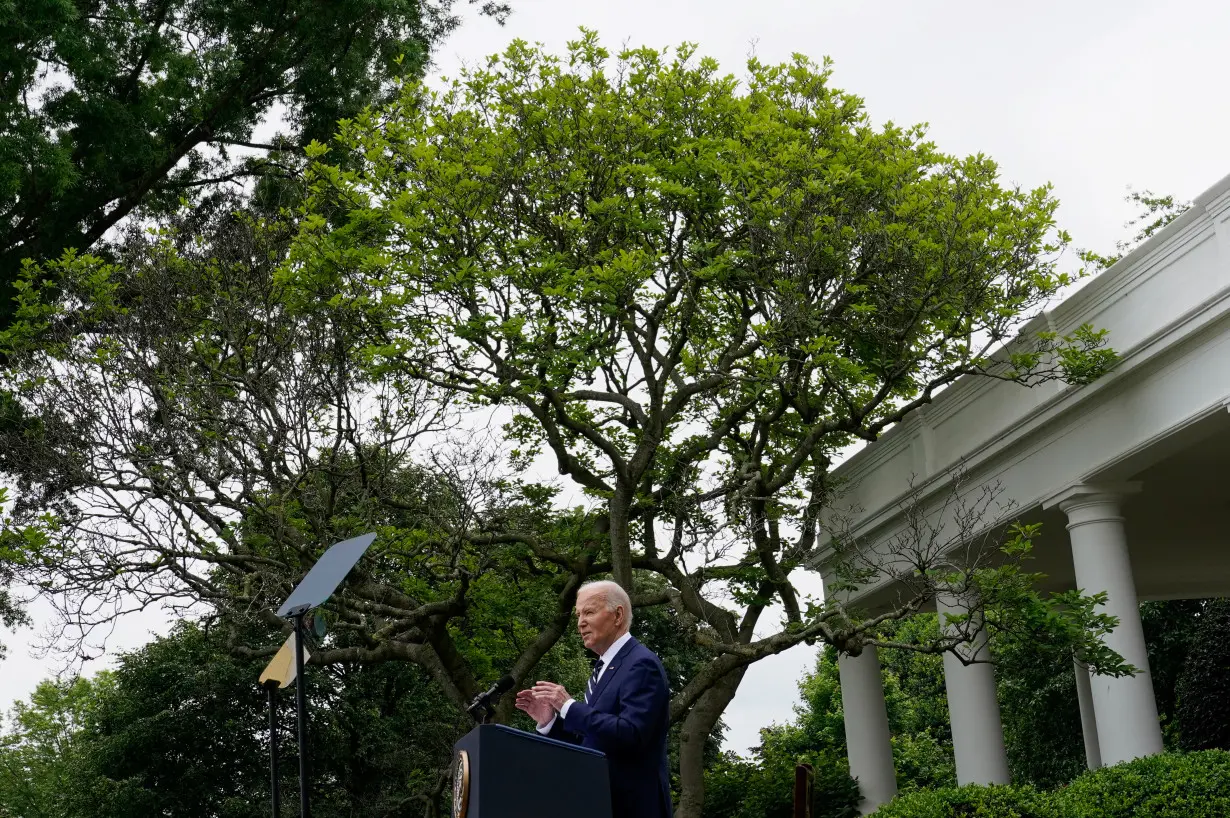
xmin=1041 ymin=481 xmax=1142 ymax=518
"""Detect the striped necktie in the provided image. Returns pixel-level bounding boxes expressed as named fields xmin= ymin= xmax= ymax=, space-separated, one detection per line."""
xmin=585 ymin=658 xmax=605 ymax=704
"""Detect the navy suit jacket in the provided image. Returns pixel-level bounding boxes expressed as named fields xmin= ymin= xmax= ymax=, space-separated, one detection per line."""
xmin=549 ymin=636 xmax=673 ymax=818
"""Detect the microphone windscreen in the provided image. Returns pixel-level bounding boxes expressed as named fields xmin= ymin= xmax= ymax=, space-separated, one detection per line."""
xmin=495 ymin=674 xmax=516 ymax=694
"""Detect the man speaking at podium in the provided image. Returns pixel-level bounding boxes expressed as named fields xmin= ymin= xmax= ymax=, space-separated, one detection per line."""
xmin=516 ymin=580 xmax=673 ymax=818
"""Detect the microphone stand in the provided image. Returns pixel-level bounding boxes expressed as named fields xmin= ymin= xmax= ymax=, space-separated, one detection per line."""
xmin=262 ymin=680 xmax=281 ymax=818
xmin=466 ymin=676 xmax=514 ymax=725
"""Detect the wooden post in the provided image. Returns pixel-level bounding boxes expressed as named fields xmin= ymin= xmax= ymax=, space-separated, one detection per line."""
xmin=793 ymin=763 xmax=814 ymax=818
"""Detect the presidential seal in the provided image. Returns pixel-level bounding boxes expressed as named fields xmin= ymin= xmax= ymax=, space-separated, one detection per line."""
xmin=452 ymin=749 xmax=471 ymax=818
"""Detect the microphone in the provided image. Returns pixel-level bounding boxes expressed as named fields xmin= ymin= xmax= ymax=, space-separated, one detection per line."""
xmin=466 ymin=674 xmax=515 ymax=719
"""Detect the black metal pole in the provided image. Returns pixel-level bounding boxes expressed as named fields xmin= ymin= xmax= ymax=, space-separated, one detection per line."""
xmin=294 ymin=613 xmax=311 ymax=818
xmin=264 ymin=681 xmax=281 ymax=818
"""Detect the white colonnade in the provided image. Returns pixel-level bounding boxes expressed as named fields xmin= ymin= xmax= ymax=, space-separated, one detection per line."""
xmin=838 ymin=482 xmax=1167 ymax=810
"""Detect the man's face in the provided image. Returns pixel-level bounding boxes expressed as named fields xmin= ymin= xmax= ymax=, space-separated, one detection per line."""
xmin=576 ymin=588 xmax=624 ymax=654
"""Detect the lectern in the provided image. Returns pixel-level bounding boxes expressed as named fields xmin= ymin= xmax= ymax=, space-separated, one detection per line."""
xmin=450 ymin=724 xmax=612 ymax=818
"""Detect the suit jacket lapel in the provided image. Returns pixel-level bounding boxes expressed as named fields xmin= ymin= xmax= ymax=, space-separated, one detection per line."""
xmin=589 ymin=636 xmax=638 ymax=705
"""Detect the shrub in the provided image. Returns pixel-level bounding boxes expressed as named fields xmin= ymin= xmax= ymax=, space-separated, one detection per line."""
xmin=867 ymin=750 xmax=1230 ymax=818
xmin=1056 ymin=750 xmax=1230 ymax=818
xmin=869 ymin=784 xmax=1060 ymax=818
xmin=891 ymin=730 xmax=956 ymax=792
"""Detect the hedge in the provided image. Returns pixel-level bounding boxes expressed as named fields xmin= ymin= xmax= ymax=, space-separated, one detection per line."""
xmin=1055 ymin=750 xmax=1230 ymax=818
xmin=867 ymin=784 xmax=1059 ymax=818
xmin=867 ymin=751 xmax=1230 ymax=818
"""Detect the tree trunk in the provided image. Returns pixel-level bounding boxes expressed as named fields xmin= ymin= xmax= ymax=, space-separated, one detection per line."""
xmin=676 ymin=667 xmax=748 ymax=818
xmin=608 ymin=482 xmax=635 ymax=590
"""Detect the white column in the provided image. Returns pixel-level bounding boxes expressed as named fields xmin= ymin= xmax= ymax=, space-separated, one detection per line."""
xmin=838 ymin=646 xmax=897 ymax=815
xmin=1053 ymin=485 xmax=1163 ymax=765
xmin=936 ymin=592 xmax=1011 ymax=786
xmin=1074 ymin=659 xmax=1103 ymax=770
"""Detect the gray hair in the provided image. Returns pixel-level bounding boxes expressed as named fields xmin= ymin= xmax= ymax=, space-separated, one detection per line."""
xmin=578 ymin=580 xmax=633 ymax=628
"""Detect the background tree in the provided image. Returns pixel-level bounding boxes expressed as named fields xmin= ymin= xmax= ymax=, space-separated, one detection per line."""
xmin=993 ymin=619 xmax=1086 ymax=787
xmin=68 ymin=622 xmax=473 ymax=818
xmin=0 ymin=0 xmax=513 ymax=657
xmin=0 ymin=0 xmax=510 ymax=331
xmin=702 ymin=740 xmax=859 ymax=818
xmin=0 ymin=620 xmax=471 ymax=818
xmin=1139 ymin=599 xmax=1205 ymax=748
xmin=0 ymin=674 xmax=107 ymax=818
xmin=62 ymin=623 xmax=274 ymax=818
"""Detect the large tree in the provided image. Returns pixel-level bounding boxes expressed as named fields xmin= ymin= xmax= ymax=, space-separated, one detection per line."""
xmin=0 ymin=0 xmax=509 ymax=330
xmin=0 ymin=0 xmax=511 ymax=655
xmin=287 ymin=33 xmax=1119 ymax=815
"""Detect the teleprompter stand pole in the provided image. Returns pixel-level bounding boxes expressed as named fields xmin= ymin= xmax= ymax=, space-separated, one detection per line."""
xmin=263 ymin=680 xmax=281 ymax=818
xmin=259 ymin=631 xmax=309 ymax=818
xmin=294 ymin=612 xmax=310 ymax=818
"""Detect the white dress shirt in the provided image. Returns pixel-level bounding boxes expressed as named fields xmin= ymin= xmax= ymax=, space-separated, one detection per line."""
xmin=537 ymin=630 xmax=634 ymax=735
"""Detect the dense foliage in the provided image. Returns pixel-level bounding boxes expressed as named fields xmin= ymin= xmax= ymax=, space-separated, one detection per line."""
xmin=0 ymin=622 xmax=470 ymax=817
xmin=703 ymin=748 xmax=860 ymax=818
xmin=869 ymin=784 xmax=1059 ymax=818
xmin=1054 ymin=750 xmax=1230 ymax=818
xmin=994 ymin=614 xmax=1086 ymax=788
xmin=0 ymin=0 xmax=509 ymax=330
xmin=1176 ymin=599 xmax=1230 ymax=751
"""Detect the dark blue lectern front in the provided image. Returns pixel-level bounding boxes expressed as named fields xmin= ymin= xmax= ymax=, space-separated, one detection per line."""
xmin=451 ymin=724 xmax=612 ymax=818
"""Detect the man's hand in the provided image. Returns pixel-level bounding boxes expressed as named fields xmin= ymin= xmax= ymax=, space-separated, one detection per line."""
xmin=515 ymin=689 xmax=556 ymax=727
xmin=531 ymin=681 xmax=572 ymax=713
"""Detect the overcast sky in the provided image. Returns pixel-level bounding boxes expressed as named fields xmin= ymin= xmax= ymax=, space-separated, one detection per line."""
xmin=4 ymin=0 xmax=1229 ymax=756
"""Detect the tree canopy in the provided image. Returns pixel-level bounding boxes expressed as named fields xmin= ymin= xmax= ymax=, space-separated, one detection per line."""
xmin=0 ymin=0 xmax=510 ymax=330
xmin=296 ymin=31 xmax=1112 ymax=592
xmin=285 ymin=34 xmax=1118 ymax=812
